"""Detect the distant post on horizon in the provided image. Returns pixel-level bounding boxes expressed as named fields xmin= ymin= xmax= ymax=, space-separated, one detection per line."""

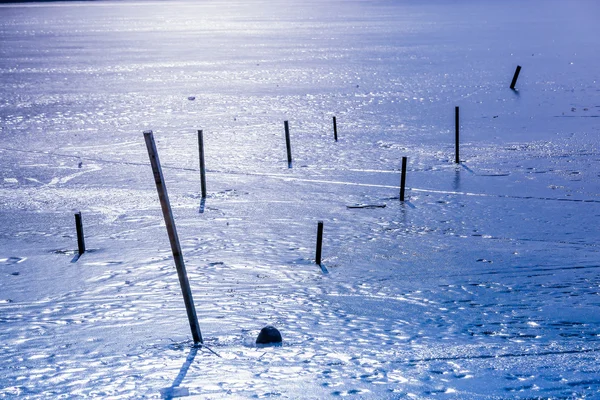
xmin=284 ymin=120 xmax=292 ymax=167
xmin=455 ymin=106 xmax=460 ymax=164
xmin=510 ymin=65 xmax=522 ymax=90
xmin=198 ymin=130 xmax=207 ymax=199
xmin=400 ymin=156 xmax=407 ymax=201
xmin=333 ymin=116 xmax=338 ymax=142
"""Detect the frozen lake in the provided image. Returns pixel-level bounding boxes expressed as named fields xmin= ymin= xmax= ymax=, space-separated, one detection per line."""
xmin=1 ymin=0 xmax=600 ymax=398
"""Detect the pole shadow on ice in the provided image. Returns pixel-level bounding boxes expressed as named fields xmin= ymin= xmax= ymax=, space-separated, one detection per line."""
xmin=160 ymin=346 xmax=198 ymax=399
xmin=453 ymin=168 xmax=461 ymax=191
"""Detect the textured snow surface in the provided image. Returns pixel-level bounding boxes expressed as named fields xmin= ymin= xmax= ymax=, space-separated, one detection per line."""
xmin=1 ymin=0 xmax=600 ymax=398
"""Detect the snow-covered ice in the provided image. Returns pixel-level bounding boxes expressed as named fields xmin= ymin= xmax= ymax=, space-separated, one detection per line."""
xmin=1 ymin=0 xmax=600 ymax=398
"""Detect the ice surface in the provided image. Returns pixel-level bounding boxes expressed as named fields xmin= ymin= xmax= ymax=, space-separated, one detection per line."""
xmin=1 ymin=0 xmax=600 ymax=398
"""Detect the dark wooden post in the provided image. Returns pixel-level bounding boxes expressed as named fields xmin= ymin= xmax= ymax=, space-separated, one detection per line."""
xmin=455 ymin=106 xmax=460 ymax=164
xmin=75 ymin=212 xmax=85 ymax=255
xmin=284 ymin=121 xmax=292 ymax=166
xmin=315 ymin=221 xmax=324 ymax=265
xmin=144 ymin=130 xmax=203 ymax=344
xmin=510 ymin=65 xmax=522 ymax=90
xmin=333 ymin=116 xmax=338 ymax=142
xmin=400 ymin=157 xmax=407 ymax=202
xmin=198 ymin=130 xmax=207 ymax=199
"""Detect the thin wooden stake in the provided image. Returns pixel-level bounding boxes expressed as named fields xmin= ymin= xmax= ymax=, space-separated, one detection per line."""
xmin=144 ymin=130 xmax=203 ymax=344
xmin=400 ymin=157 xmax=407 ymax=202
xmin=315 ymin=221 xmax=324 ymax=265
xmin=455 ymin=106 xmax=460 ymax=164
xmin=75 ymin=211 xmax=85 ymax=255
xmin=284 ymin=120 xmax=292 ymax=166
xmin=198 ymin=130 xmax=207 ymax=199
xmin=333 ymin=116 xmax=338 ymax=142
xmin=510 ymin=65 xmax=522 ymax=90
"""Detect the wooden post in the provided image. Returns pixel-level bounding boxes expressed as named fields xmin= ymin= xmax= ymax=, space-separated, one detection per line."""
xmin=455 ymin=106 xmax=460 ymax=164
xmin=400 ymin=157 xmax=407 ymax=202
xmin=510 ymin=65 xmax=522 ymax=90
xmin=284 ymin=120 xmax=292 ymax=166
xmin=74 ymin=212 xmax=85 ymax=255
xmin=144 ymin=130 xmax=203 ymax=344
xmin=198 ymin=130 xmax=207 ymax=199
xmin=333 ymin=116 xmax=338 ymax=142
xmin=315 ymin=221 xmax=324 ymax=265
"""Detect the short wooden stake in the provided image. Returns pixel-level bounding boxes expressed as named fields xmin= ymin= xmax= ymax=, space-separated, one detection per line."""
xmin=284 ymin=120 xmax=292 ymax=166
xmin=510 ymin=65 xmax=522 ymax=90
xmin=333 ymin=116 xmax=338 ymax=142
xmin=400 ymin=157 xmax=407 ymax=202
xmin=315 ymin=221 xmax=324 ymax=265
xmin=455 ymin=106 xmax=460 ymax=164
xmin=75 ymin=212 xmax=85 ymax=255
xmin=197 ymin=130 xmax=207 ymax=199
xmin=144 ymin=130 xmax=203 ymax=345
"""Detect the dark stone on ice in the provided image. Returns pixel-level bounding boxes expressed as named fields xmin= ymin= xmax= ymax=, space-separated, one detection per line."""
xmin=256 ymin=325 xmax=282 ymax=346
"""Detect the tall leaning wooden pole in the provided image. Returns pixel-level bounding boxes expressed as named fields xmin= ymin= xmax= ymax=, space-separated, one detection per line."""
xmin=144 ymin=130 xmax=203 ymax=344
